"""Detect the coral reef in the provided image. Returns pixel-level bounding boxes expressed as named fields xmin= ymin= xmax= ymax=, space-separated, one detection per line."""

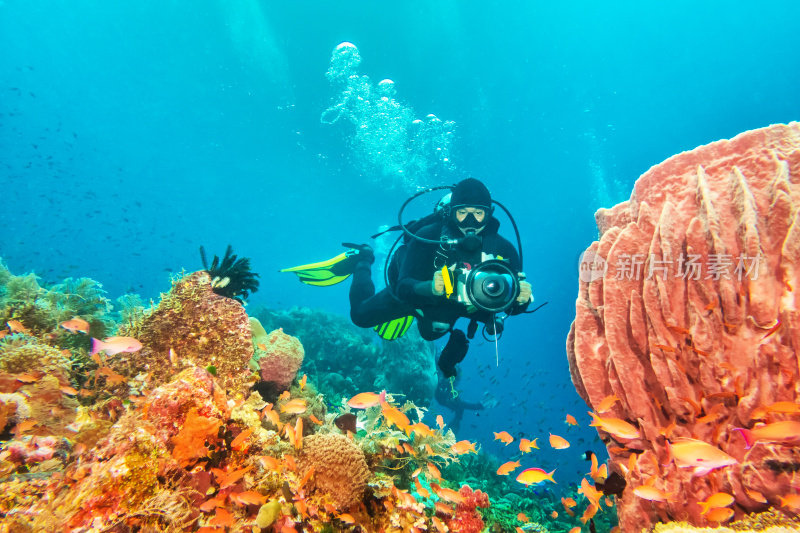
xmin=118 ymin=271 xmax=256 ymax=397
xmin=251 ymin=305 xmax=436 ymax=406
xmin=296 ymin=433 xmax=370 ymax=510
xmin=0 ymin=260 xmax=551 ymax=533
xmin=0 ymin=338 xmax=72 ymax=384
xmin=144 ymin=367 xmax=230 ymax=445
xmin=446 ymin=484 xmax=490 ymax=533
xmin=250 ymin=320 xmax=305 ymax=391
xmin=0 ymin=258 xmax=113 ymax=339
xmin=567 ymin=122 xmax=800 ymax=530
xmin=652 ymin=508 xmax=800 ymax=531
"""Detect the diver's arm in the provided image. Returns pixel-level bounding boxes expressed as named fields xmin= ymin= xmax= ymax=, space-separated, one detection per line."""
xmin=498 ymin=237 xmax=532 ymax=315
xmin=395 ymin=226 xmax=442 ymax=305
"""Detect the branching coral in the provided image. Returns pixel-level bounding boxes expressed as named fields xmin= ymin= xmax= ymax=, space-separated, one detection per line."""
xmin=0 ymin=261 xmax=113 ymax=337
xmin=43 ymin=277 xmax=112 ymax=318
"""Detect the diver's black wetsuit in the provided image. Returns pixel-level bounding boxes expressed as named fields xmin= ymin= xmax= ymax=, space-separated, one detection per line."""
xmin=349 ymin=215 xmax=528 ymax=340
xmin=434 ymin=369 xmax=484 ymax=433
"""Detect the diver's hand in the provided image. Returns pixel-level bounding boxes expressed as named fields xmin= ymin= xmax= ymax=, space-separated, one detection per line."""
xmin=517 ymin=279 xmax=532 ymax=304
xmin=432 ymin=270 xmax=445 ymax=296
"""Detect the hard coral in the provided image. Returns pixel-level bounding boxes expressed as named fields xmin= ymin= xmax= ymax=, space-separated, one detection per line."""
xmin=567 ymin=122 xmax=800 ymax=530
xmin=296 ymin=433 xmax=370 ymax=510
xmin=446 ymin=485 xmax=490 ymax=533
xmin=252 ymin=305 xmax=436 ymax=406
xmin=0 ymin=338 xmax=72 ymax=383
xmin=252 ymin=326 xmax=304 ymax=391
xmin=118 ymin=271 xmax=255 ymax=396
xmin=25 ymin=367 xmax=230 ymax=531
xmin=145 ymin=366 xmax=229 ymax=445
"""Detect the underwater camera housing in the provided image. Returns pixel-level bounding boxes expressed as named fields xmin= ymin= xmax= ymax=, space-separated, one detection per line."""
xmin=455 ymin=259 xmax=521 ymax=313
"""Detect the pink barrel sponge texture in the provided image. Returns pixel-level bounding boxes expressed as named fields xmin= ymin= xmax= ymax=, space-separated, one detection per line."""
xmin=567 ymin=122 xmax=800 ymax=531
xmin=257 ymin=328 xmax=305 ymax=390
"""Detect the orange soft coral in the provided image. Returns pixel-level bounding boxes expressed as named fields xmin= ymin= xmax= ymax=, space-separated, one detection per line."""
xmin=445 ymin=485 xmax=489 ymax=533
xmin=171 ymin=407 xmax=222 ymax=467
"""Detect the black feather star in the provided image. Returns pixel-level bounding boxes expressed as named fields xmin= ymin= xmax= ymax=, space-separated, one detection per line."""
xmin=199 ymin=245 xmax=260 ymax=303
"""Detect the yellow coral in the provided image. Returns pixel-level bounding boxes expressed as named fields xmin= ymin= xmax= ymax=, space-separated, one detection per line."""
xmin=0 ymin=340 xmax=72 ymax=382
xmin=652 ymin=509 xmax=800 ymax=532
xmin=297 ymin=433 xmax=370 ymax=510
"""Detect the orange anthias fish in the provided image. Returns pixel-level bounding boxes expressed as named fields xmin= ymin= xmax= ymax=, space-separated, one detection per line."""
xmin=436 ymin=415 xmax=445 ymax=429
xmin=6 ymin=320 xmax=29 ymax=334
xmin=519 ymin=437 xmax=538 ymax=453
xmin=579 ymin=477 xmax=603 ymax=507
xmin=347 ymin=390 xmax=386 ymax=408
xmin=565 ymin=414 xmax=578 ymax=426
xmin=450 ymin=440 xmax=477 ymax=455
xmin=763 ymin=401 xmax=800 ymax=414
xmin=430 ymin=483 xmax=465 ymax=504
xmin=496 ymin=460 xmax=521 ymax=476
xmin=780 ymin=494 xmax=800 ymax=511
xmin=515 ymin=467 xmax=555 ymax=485
xmin=588 ymin=411 xmax=641 ymax=440
xmin=633 ymin=485 xmax=676 ymax=503
xmin=734 ymin=420 xmax=800 ymax=448
xmin=580 ymin=503 xmax=598 ymax=524
xmin=668 ymin=438 xmax=738 ymax=476
xmin=60 ymin=317 xmax=90 ymax=334
xmin=90 ymin=336 xmax=143 ymax=356
xmin=427 ymin=462 xmax=442 ymax=480
xmin=494 ymin=431 xmax=514 ymax=444
xmin=229 ymin=490 xmax=267 ymax=506
xmin=549 ymin=433 xmax=570 ymax=449
xmin=407 ymin=422 xmax=435 ymax=438
xmin=597 ymin=394 xmax=619 ymax=412
xmin=230 ymin=429 xmax=252 ymax=451
xmin=280 ymin=399 xmax=307 ymax=414
xmin=698 ymin=492 xmax=734 ymax=515
xmin=705 ymin=507 xmax=734 ymax=523
xmin=381 ymin=401 xmax=410 ymax=431
xmin=745 ymin=488 xmax=767 ymax=504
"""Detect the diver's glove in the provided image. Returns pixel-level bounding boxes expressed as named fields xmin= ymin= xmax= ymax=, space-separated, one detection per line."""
xmin=517 ymin=278 xmax=533 ymax=304
xmin=485 ymin=316 xmax=504 ymax=336
xmin=432 ymin=270 xmax=446 ymax=296
xmin=342 ymin=242 xmax=374 ymax=265
xmin=438 ymin=329 xmax=469 ymax=378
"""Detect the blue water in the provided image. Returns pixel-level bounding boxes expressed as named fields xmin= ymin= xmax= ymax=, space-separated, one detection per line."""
xmin=2 ymin=0 xmax=799 ymax=496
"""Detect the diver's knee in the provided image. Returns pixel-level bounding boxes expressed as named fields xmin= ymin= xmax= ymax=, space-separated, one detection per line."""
xmin=350 ymin=310 xmax=374 ymax=329
xmin=419 ymin=321 xmax=450 ymax=341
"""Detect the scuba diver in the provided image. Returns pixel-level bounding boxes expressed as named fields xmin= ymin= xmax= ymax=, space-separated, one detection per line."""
xmin=282 ymin=177 xmax=533 ymax=378
xmin=434 ymin=363 xmax=485 ymax=433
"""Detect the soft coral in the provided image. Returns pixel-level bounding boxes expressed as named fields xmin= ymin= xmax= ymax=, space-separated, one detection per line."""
xmin=445 ymin=485 xmax=490 ymax=533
